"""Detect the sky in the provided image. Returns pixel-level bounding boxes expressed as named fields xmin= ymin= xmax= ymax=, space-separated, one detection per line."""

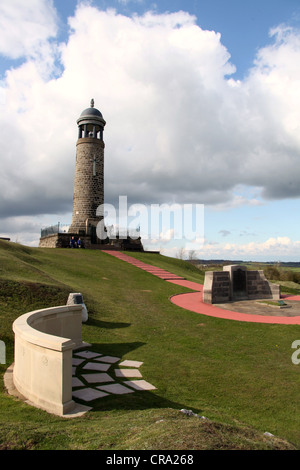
xmin=1 ymin=0 xmax=300 ymax=261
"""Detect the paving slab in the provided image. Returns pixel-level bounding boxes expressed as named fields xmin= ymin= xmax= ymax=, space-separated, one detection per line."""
xmin=72 ymin=388 xmax=109 ymax=401
xmin=64 ymin=403 xmax=92 ymax=417
xmin=72 ymin=377 xmax=85 ymax=388
xmin=95 ymin=355 xmax=120 ymax=363
xmin=97 ymin=384 xmax=135 ymax=395
xmin=119 ymin=360 xmax=143 ymax=368
xmin=124 ymin=380 xmax=157 ymax=391
xmin=115 ymin=369 xmax=142 ymax=378
xmin=83 ymin=362 xmax=111 ymax=371
xmin=81 ymin=373 xmax=114 ymax=384
xmin=72 ymin=358 xmax=85 ymax=366
xmin=75 ymin=351 xmax=102 ymax=359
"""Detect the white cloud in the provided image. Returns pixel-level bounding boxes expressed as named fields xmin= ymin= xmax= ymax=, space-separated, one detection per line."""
xmin=192 ymin=236 xmax=300 ymax=261
xmin=117 ymin=0 xmax=143 ymax=5
xmin=160 ymin=227 xmax=175 ymax=241
xmin=1 ymin=5 xmax=300 ymax=251
xmin=148 ymin=235 xmax=300 ymax=261
xmin=0 ymin=0 xmax=58 ymax=60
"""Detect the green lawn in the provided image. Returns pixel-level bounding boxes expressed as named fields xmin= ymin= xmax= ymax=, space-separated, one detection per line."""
xmin=0 ymin=240 xmax=300 ymax=450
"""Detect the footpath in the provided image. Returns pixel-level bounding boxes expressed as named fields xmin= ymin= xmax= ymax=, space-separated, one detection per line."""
xmin=104 ymin=251 xmax=300 ymax=325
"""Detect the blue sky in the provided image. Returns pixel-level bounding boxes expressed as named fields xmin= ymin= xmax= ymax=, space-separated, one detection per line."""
xmin=0 ymin=0 xmax=300 ymax=261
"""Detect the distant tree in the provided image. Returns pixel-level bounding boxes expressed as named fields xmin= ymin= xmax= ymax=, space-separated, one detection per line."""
xmin=264 ymin=265 xmax=280 ymax=280
xmin=188 ymin=250 xmax=197 ymax=260
xmin=176 ymin=247 xmax=186 ymax=260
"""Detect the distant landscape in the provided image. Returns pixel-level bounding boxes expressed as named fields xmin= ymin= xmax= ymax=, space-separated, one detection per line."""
xmin=191 ymin=259 xmax=300 ymax=268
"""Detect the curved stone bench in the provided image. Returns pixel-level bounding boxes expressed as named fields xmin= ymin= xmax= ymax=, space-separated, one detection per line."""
xmin=12 ymin=304 xmax=88 ymax=416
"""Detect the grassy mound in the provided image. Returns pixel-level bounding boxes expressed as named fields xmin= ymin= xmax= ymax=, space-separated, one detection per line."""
xmin=0 ymin=240 xmax=299 ymax=450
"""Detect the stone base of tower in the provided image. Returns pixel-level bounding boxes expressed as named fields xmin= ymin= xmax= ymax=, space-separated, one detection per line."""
xmin=39 ymin=233 xmax=93 ymax=249
xmin=39 ymin=232 xmax=144 ymax=252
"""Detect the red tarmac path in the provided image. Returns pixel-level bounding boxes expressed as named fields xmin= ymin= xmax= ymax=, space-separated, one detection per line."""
xmin=104 ymin=251 xmax=300 ymax=325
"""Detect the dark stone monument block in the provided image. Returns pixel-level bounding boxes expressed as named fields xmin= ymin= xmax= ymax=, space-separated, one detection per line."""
xmin=203 ymin=265 xmax=280 ymax=304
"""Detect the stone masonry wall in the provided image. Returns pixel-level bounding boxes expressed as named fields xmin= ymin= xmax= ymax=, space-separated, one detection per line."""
xmin=69 ymin=137 xmax=105 ymax=234
xmin=203 ymin=266 xmax=280 ymax=304
xmin=203 ymin=271 xmax=231 ymax=304
xmin=247 ymin=270 xmax=280 ymax=300
xmin=39 ymin=233 xmax=91 ymax=248
xmin=211 ymin=271 xmax=231 ymax=303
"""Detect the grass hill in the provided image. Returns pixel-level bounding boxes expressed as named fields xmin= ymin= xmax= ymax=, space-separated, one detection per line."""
xmin=0 ymin=239 xmax=299 ymax=450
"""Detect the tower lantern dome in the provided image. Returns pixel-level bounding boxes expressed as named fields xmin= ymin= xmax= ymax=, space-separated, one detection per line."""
xmin=77 ymin=99 xmax=106 ymax=139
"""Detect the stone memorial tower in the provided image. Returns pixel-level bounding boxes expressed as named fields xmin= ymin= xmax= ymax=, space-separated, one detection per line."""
xmin=39 ymin=100 xmax=143 ymax=250
xmin=68 ymin=99 xmax=106 ymax=242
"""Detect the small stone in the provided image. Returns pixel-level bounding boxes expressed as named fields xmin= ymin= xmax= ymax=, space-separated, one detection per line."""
xmin=264 ymin=432 xmax=274 ymax=437
xmin=180 ymin=409 xmax=196 ymax=417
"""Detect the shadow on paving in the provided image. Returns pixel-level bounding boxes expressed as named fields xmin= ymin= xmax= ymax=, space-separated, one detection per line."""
xmin=73 ymin=341 xmax=196 ymax=414
xmin=83 ymin=341 xmax=146 ymax=358
xmin=85 ymin=318 xmax=132 ymax=330
xmin=89 ymin=389 xmax=198 ymax=415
